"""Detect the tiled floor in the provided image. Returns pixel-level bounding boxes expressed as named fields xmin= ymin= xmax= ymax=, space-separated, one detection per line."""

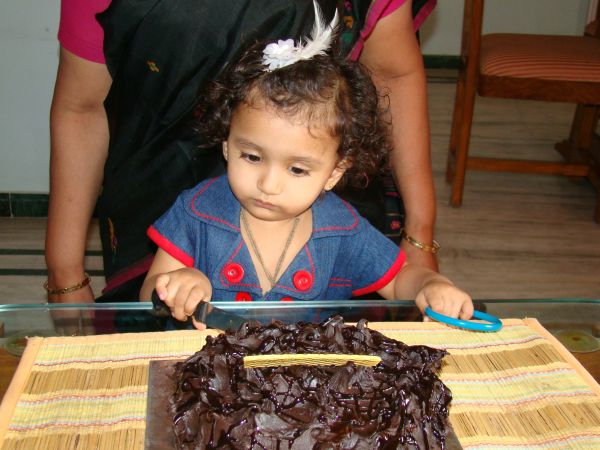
xmin=1 ymin=75 xmax=599 ymax=304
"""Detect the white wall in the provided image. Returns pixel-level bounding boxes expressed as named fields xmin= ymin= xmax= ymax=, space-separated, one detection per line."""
xmin=420 ymin=0 xmax=591 ymax=55
xmin=0 ymin=1 xmax=60 ymax=193
xmin=0 ymin=0 xmax=591 ymax=193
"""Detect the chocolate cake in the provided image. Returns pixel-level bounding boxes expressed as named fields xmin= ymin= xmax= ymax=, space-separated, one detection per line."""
xmin=170 ymin=316 xmax=452 ymax=449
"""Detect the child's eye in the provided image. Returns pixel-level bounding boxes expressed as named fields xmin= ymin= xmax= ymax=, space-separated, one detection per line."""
xmin=241 ymin=152 xmax=261 ymax=163
xmin=289 ymin=166 xmax=309 ymax=176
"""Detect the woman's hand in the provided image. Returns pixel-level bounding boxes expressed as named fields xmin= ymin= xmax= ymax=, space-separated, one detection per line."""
xmin=155 ymin=267 xmax=212 ymax=330
xmin=415 ymin=281 xmax=474 ymax=320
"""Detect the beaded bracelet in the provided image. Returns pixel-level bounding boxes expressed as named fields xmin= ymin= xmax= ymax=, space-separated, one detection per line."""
xmin=400 ymin=230 xmax=440 ymax=254
xmin=44 ymin=273 xmax=91 ymax=295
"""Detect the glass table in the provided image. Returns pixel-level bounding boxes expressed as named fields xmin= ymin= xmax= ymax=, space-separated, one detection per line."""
xmin=1 ymin=299 xmax=598 ymax=398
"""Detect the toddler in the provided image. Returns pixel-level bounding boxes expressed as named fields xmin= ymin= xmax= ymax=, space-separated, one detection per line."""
xmin=140 ymin=3 xmax=473 ymax=328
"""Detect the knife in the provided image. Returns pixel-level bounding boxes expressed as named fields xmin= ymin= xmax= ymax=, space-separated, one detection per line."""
xmin=150 ymin=290 xmax=247 ymax=331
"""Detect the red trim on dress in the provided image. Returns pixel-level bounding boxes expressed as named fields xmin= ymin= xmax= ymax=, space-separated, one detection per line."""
xmin=190 ymin=178 xmax=240 ymax=231
xmin=351 ymin=248 xmax=406 ymax=296
xmin=147 ymin=226 xmax=194 ymax=268
xmin=329 ymin=277 xmax=352 ymax=288
xmin=273 ymin=245 xmax=316 ymax=294
xmin=313 ymin=199 xmax=358 ymax=232
xmin=219 ymin=241 xmax=261 ymax=289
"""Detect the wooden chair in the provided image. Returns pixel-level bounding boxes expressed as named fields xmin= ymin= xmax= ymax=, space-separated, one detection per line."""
xmin=555 ymin=18 xmax=600 ymax=222
xmin=446 ymin=0 xmax=600 ymax=221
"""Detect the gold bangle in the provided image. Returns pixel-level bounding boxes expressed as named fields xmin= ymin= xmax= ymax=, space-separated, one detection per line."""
xmin=44 ymin=273 xmax=91 ymax=295
xmin=401 ymin=230 xmax=440 ymax=254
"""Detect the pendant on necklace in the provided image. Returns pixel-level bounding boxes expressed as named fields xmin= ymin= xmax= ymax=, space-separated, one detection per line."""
xmin=241 ymin=210 xmax=300 ymax=288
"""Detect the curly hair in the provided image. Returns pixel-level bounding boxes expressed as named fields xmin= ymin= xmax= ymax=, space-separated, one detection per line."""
xmin=194 ymin=40 xmax=392 ymax=188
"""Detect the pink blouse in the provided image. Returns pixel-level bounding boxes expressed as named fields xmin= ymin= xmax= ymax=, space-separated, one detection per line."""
xmin=57 ymin=0 xmax=111 ymax=63
xmin=57 ymin=0 xmax=437 ymax=64
xmin=348 ymin=0 xmax=437 ymax=60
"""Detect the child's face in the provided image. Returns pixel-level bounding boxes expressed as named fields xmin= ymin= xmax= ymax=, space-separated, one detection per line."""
xmin=224 ymin=101 xmax=347 ymax=223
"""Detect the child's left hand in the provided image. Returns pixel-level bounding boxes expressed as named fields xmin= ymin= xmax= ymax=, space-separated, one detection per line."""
xmin=415 ymin=280 xmax=474 ymax=320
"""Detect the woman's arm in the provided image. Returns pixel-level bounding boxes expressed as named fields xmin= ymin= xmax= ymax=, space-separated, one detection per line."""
xmin=45 ymin=47 xmax=112 ymax=303
xmin=359 ymin=0 xmax=438 ymax=271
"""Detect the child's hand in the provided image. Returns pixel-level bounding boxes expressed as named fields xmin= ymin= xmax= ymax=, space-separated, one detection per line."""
xmin=415 ymin=281 xmax=474 ymax=320
xmin=155 ymin=267 xmax=212 ymax=330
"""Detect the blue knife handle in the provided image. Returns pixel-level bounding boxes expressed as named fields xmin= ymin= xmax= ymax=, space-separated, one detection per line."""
xmin=425 ymin=307 xmax=502 ymax=332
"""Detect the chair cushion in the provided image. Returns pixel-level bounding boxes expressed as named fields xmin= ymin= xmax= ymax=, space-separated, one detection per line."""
xmin=480 ymin=34 xmax=600 ymax=83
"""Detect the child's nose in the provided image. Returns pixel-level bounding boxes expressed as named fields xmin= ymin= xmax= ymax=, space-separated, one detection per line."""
xmin=258 ymin=167 xmax=282 ymax=196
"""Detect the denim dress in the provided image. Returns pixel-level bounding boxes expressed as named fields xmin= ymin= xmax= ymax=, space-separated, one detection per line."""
xmin=148 ymin=176 xmax=405 ymax=302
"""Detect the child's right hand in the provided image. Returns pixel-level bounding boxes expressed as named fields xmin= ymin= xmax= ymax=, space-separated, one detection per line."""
xmin=155 ymin=267 xmax=212 ymax=328
xmin=415 ymin=280 xmax=474 ymax=320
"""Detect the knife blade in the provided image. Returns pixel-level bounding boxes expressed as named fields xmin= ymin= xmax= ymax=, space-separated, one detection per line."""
xmin=150 ymin=290 xmax=247 ymax=331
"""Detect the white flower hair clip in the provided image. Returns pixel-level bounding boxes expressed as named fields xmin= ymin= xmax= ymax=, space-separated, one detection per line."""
xmin=262 ymin=0 xmax=339 ymax=71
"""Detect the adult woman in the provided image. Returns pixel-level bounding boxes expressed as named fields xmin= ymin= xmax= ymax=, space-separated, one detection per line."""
xmin=45 ymin=0 xmax=437 ymax=302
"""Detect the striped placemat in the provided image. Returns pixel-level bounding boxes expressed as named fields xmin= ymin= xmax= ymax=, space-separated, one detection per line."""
xmin=0 ymin=319 xmax=599 ymax=449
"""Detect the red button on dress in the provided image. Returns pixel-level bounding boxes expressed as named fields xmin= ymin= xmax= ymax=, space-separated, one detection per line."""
xmin=235 ymin=292 xmax=252 ymax=302
xmin=292 ymin=270 xmax=313 ymax=291
xmin=223 ymin=263 xmax=244 ymax=283
xmin=280 ymin=297 xmax=294 ymax=302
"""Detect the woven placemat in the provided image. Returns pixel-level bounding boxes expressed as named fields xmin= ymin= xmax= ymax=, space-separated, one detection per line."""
xmin=0 ymin=319 xmax=599 ymax=449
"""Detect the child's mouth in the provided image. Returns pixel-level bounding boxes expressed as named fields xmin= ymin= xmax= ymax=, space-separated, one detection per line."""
xmin=254 ymin=199 xmax=276 ymax=210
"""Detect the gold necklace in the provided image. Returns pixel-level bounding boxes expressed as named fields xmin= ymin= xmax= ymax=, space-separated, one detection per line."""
xmin=241 ymin=210 xmax=300 ymax=288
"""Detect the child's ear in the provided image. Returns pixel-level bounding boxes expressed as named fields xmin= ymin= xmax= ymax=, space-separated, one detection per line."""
xmin=324 ymin=158 xmax=352 ymax=191
xmin=222 ymin=141 xmax=229 ymax=161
